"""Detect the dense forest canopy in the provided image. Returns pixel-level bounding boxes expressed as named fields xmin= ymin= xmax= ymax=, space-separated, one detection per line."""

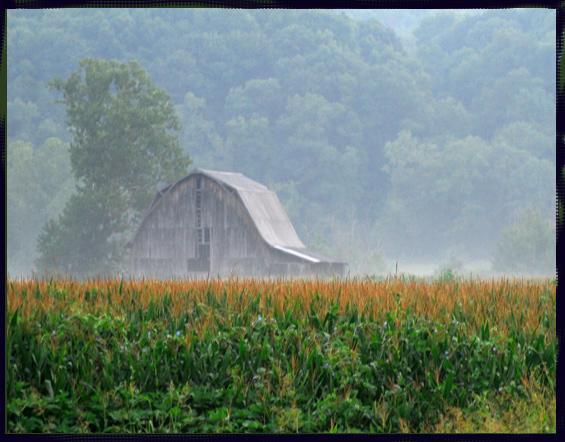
xmin=7 ymin=8 xmax=556 ymax=277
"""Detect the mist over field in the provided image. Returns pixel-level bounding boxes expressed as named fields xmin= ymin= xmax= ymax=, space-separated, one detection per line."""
xmin=7 ymin=8 xmax=556 ymax=279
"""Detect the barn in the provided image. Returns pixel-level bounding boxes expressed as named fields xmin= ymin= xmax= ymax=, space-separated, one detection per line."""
xmin=126 ymin=168 xmax=346 ymax=278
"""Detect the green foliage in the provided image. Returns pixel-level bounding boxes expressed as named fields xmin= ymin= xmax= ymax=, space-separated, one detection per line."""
xmin=35 ymin=58 xmax=192 ymax=278
xmin=7 ymin=138 xmax=75 ymax=277
xmin=7 ymin=9 xmax=556 ymax=273
xmin=493 ymin=121 xmax=555 ymax=162
xmin=437 ymin=268 xmax=457 ymax=284
xmin=491 ymin=206 xmax=555 ymax=276
xmin=36 ymin=188 xmax=130 ymax=277
xmin=470 ymin=68 xmax=555 ymax=140
xmin=378 ymin=130 xmax=554 ymax=261
xmin=7 ymin=279 xmax=556 ymax=433
xmin=48 ymin=58 xmax=190 ymax=208
xmin=436 ymin=256 xmax=464 ymax=283
xmin=176 ymin=92 xmax=227 ymax=170
xmin=414 ymin=9 xmax=555 ymax=118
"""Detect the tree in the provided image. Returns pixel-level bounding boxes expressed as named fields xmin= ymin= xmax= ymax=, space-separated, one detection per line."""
xmin=491 ymin=206 xmax=555 ymax=276
xmin=470 ymin=67 xmax=554 ymax=139
xmin=177 ymin=92 xmax=227 ymax=170
xmin=7 ymin=138 xmax=74 ymax=277
xmin=224 ymin=78 xmax=285 ymax=123
xmin=225 ymin=115 xmax=273 ymax=183
xmin=493 ymin=121 xmax=555 ymax=162
xmin=36 ymin=58 xmax=192 ymax=278
xmin=273 ymin=92 xmax=365 ymax=237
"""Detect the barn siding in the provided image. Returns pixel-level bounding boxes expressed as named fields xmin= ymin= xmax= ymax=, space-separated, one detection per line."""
xmin=128 ymin=170 xmax=345 ymax=278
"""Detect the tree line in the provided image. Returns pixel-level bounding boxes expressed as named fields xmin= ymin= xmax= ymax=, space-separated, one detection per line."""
xmin=7 ymin=8 xmax=556 ymax=277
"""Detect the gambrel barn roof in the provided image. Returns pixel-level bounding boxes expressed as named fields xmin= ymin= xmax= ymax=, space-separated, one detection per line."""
xmin=127 ymin=168 xmax=340 ymax=265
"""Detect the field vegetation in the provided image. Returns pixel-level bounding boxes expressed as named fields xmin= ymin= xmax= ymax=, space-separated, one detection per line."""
xmin=6 ymin=275 xmax=556 ymax=433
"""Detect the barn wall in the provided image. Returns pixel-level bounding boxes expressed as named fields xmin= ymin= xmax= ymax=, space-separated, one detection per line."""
xmin=130 ymin=176 xmax=197 ymax=278
xmin=130 ymin=174 xmax=275 ymax=278
xmin=203 ymin=177 xmax=271 ymax=277
xmin=129 ymin=172 xmax=346 ymax=279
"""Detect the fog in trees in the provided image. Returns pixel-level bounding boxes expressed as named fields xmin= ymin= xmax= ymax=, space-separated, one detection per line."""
xmin=7 ymin=8 xmax=556 ymax=279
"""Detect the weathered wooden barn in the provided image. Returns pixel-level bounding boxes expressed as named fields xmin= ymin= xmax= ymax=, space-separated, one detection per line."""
xmin=126 ymin=168 xmax=346 ymax=278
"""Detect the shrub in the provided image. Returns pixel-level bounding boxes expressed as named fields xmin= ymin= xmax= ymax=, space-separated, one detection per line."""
xmin=491 ymin=206 xmax=555 ymax=276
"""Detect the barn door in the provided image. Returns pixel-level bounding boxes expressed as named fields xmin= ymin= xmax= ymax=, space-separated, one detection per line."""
xmin=198 ymin=243 xmax=210 ymax=270
xmin=199 ymin=227 xmax=211 ymax=268
xmin=187 ymin=228 xmax=211 ymax=272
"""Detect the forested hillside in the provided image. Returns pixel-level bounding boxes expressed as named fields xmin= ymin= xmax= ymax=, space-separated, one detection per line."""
xmin=7 ymin=8 xmax=556 ymax=277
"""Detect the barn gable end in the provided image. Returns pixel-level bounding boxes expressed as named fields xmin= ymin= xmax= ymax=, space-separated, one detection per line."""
xmin=127 ymin=168 xmax=346 ymax=278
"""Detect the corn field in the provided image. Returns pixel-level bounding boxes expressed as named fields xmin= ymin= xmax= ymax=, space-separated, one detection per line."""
xmin=6 ymin=276 xmax=557 ymax=433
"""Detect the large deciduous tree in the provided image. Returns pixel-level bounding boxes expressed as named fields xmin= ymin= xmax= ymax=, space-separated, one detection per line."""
xmin=36 ymin=58 xmax=192 ymax=278
xmin=491 ymin=206 xmax=555 ymax=276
